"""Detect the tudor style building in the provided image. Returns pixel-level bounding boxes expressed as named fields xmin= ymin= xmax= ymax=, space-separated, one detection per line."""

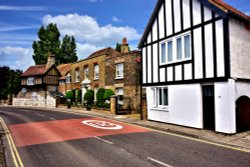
xmin=139 ymin=0 xmax=250 ymax=133
xmin=13 ymin=54 xmax=61 ymax=107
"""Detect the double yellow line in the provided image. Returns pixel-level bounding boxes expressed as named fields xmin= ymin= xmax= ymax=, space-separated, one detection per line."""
xmin=0 ymin=117 xmax=24 ymax=167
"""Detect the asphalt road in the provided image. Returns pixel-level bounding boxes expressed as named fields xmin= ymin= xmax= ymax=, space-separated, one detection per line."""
xmin=0 ymin=106 xmax=249 ymax=167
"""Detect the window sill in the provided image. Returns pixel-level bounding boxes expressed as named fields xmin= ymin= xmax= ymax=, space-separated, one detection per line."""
xmin=93 ymin=78 xmax=99 ymax=81
xmin=150 ymin=107 xmax=169 ymax=112
xmin=115 ymin=77 xmax=124 ymax=80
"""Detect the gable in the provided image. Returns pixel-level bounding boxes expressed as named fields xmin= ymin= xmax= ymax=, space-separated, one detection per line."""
xmin=138 ymin=0 xmax=231 ymax=48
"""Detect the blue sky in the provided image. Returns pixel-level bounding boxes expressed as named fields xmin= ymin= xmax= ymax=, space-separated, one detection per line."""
xmin=0 ymin=0 xmax=249 ymax=71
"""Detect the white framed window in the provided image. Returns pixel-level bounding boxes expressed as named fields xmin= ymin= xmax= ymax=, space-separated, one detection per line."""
xmin=27 ymin=77 xmax=35 ymax=85
xmin=59 ymin=80 xmax=65 ymax=85
xmin=66 ymin=73 xmax=71 ymax=83
xmin=152 ymin=87 xmax=168 ymax=109
xmin=115 ymin=88 xmax=124 ymax=105
xmin=115 ymin=63 xmax=124 ymax=79
xmin=75 ymin=69 xmax=80 ymax=83
xmin=31 ymin=92 xmax=38 ymax=101
xmin=84 ymin=67 xmax=89 ymax=79
xmin=94 ymin=64 xmax=99 ymax=79
xmin=160 ymin=32 xmax=191 ymax=65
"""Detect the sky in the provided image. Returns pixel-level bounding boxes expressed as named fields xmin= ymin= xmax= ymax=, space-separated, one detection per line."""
xmin=0 ymin=0 xmax=249 ymax=71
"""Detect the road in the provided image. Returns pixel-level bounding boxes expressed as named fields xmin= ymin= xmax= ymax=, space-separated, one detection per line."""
xmin=0 ymin=106 xmax=249 ymax=167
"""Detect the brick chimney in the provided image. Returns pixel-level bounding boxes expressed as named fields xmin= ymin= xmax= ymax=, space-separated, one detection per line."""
xmin=46 ymin=53 xmax=55 ymax=69
xmin=120 ymin=38 xmax=129 ymax=53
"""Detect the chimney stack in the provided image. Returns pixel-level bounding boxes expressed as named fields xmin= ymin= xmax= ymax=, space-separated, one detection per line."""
xmin=120 ymin=38 xmax=129 ymax=53
xmin=46 ymin=53 xmax=55 ymax=69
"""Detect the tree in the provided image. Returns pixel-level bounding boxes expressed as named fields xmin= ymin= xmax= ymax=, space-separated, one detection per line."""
xmin=32 ymin=24 xmax=78 ymax=65
xmin=0 ymin=66 xmax=22 ymax=100
xmin=76 ymin=89 xmax=82 ymax=103
xmin=66 ymin=90 xmax=74 ymax=100
xmin=115 ymin=43 xmax=121 ymax=52
xmin=96 ymin=88 xmax=105 ymax=107
xmin=59 ymin=35 xmax=78 ymax=64
xmin=32 ymin=23 xmax=61 ymax=65
xmin=103 ymin=89 xmax=115 ymax=101
xmin=84 ymin=90 xmax=94 ymax=108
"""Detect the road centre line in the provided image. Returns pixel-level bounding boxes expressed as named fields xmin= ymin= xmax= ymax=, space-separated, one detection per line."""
xmin=17 ymin=107 xmax=250 ymax=153
xmin=147 ymin=157 xmax=173 ymax=167
xmin=94 ymin=136 xmax=114 ymax=145
xmin=34 ymin=113 xmax=45 ymax=117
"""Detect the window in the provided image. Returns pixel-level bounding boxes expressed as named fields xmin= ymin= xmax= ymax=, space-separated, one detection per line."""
xmin=152 ymin=87 xmax=168 ymax=108
xmin=84 ymin=67 xmax=89 ymax=79
xmin=160 ymin=33 xmax=191 ymax=65
xmin=59 ymin=80 xmax=65 ymax=85
xmin=75 ymin=69 xmax=80 ymax=83
xmin=115 ymin=88 xmax=124 ymax=105
xmin=31 ymin=92 xmax=38 ymax=101
xmin=66 ymin=73 xmax=71 ymax=83
xmin=27 ymin=77 xmax=34 ymax=85
xmin=94 ymin=64 xmax=99 ymax=79
xmin=116 ymin=63 xmax=124 ymax=79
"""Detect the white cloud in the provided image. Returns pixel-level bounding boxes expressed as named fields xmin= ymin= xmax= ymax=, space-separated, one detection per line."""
xmin=87 ymin=0 xmax=103 ymax=2
xmin=0 ymin=25 xmax=39 ymax=32
xmin=0 ymin=5 xmax=47 ymax=11
xmin=112 ymin=16 xmax=122 ymax=23
xmin=42 ymin=14 xmax=141 ymax=46
xmin=76 ymin=43 xmax=104 ymax=60
xmin=0 ymin=46 xmax=34 ymax=70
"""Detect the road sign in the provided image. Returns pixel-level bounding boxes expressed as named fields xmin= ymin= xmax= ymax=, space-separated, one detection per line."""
xmin=81 ymin=120 xmax=123 ymax=130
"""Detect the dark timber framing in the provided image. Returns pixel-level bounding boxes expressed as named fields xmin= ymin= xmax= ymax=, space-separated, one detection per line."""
xmin=139 ymin=0 xmax=233 ymax=86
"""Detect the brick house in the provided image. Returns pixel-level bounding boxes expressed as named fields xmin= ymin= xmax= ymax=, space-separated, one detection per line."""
xmin=59 ymin=39 xmax=142 ymax=113
xmin=57 ymin=63 xmax=72 ymax=95
xmin=13 ymin=54 xmax=61 ymax=107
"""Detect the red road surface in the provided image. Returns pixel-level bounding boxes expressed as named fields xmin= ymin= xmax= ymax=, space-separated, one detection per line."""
xmin=9 ymin=117 xmax=150 ymax=147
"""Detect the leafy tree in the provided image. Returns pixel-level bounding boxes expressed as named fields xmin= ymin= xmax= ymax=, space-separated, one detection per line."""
xmin=32 ymin=23 xmax=61 ymax=65
xmin=115 ymin=43 xmax=121 ymax=52
xmin=32 ymin=24 xmax=78 ymax=65
xmin=103 ymin=89 xmax=114 ymax=101
xmin=59 ymin=35 xmax=78 ymax=64
xmin=84 ymin=89 xmax=94 ymax=107
xmin=76 ymin=89 xmax=82 ymax=102
xmin=0 ymin=66 xmax=22 ymax=100
xmin=96 ymin=88 xmax=105 ymax=107
xmin=66 ymin=90 xmax=74 ymax=100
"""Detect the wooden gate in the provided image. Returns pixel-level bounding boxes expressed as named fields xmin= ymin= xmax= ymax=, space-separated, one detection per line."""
xmin=236 ymin=96 xmax=250 ymax=133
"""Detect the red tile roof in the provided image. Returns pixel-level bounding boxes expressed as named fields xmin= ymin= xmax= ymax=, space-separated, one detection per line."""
xmin=20 ymin=65 xmax=47 ymax=77
xmin=57 ymin=63 xmax=72 ymax=80
xmin=210 ymin=0 xmax=250 ymax=21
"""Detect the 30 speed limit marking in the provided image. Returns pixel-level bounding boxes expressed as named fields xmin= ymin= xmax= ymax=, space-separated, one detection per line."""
xmin=82 ymin=120 xmax=123 ymax=130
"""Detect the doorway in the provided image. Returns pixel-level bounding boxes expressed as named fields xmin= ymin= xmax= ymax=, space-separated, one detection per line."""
xmin=203 ymin=85 xmax=215 ymax=130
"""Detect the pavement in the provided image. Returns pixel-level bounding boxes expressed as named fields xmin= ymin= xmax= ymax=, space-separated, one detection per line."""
xmin=2 ymin=105 xmax=250 ymax=151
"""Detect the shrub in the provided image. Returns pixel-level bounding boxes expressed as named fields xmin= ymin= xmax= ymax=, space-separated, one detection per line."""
xmin=76 ymin=89 xmax=82 ymax=102
xmin=103 ymin=89 xmax=114 ymax=101
xmin=96 ymin=88 xmax=105 ymax=107
xmin=84 ymin=89 xmax=94 ymax=106
xmin=66 ymin=90 xmax=74 ymax=100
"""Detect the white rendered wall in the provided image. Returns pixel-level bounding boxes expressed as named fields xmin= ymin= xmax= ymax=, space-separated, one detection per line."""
xmin=214 ymin=79 xmax=236 ymax=133
xmin=146 ymin=84 xmax=203 ymax=128
xmin=235 ymin=81 xmax=250 ymax=100
xmin=229 ymin=19 xmax=250 ymax=79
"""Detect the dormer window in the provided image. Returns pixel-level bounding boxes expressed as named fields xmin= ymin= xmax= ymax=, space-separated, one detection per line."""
xmin=66 ymin=73 xmax=71 ymax=83
xmin=27 ymin=77 xmax=34 ymax=85
xmin=75 ymin=68 xmax=80 ymax=83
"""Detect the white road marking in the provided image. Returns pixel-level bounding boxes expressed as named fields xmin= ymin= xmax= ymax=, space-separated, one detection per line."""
xmin=147 ymin=157 xmax=173 ymax=167
xmin=50 ymin=118 xmax=56 ymax=120
xmin=82 ymin=120 xmax=123 ymax=130
xmin=95 ymin=136 xmax=114 ymax=145
xmin=35 ymin=113 xmax=45 ymax=117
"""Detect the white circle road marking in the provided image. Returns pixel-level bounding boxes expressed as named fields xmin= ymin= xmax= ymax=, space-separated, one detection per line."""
xmin=81 ymin=120 xmax=123 ymax=130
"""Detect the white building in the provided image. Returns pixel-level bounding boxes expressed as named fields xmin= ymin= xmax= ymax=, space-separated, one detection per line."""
xmin=138 ymin=0 xmax=250 ymax=134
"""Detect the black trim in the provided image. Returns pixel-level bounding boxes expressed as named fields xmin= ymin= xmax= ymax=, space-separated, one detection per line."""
xmin=212 ymin=12 xmax=217 ymax=78
xmin=165 ymin=67 xmax=168 ymax=82
xmin=180 ymin=0 xmax=184 ymax=31
xmin=223 ymin=18 xmax=231 ymax=78
xmin=181 ymin=64 xmax=184 ymax=80
xmin=151 ymin=30 xmax=154 ymax=83
xmin=201 ymin=4 xmax=206 ymax=79
xmin=142 ymin=77 xmax=229 ymax=87
xmin=160 ymin=60 xmax=192 ymax=68
xmin=163 ymin=0 xmax=167 ymax=38
xmin=190 ymin=0 xmax=195 ymax=80
xmin=145 ymin=45 xmax=148 ymax=83
xmin=138 ymin=0 xmax=229 ymax=48
xmin=173 ymin=66 xmax=176 ymax=81
xmin=141 ymin=17 xmax=222 ymax=48
xmin=157 ymin=14 xmax=160 ymax=83
xmin=171 ymin=0 xmax=175 ymax=33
